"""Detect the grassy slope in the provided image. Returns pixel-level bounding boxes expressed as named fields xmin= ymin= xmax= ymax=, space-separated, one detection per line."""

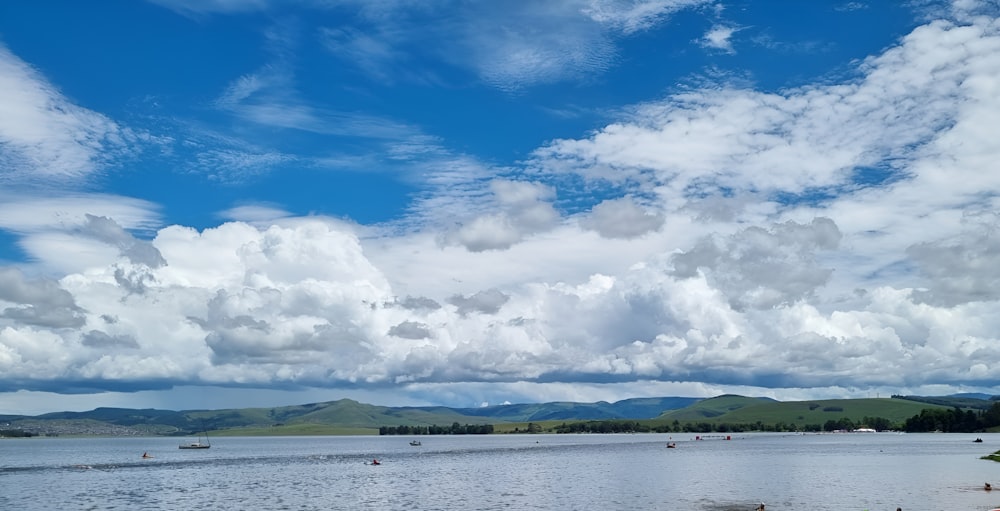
xmin=653 ymin=396 xmax=950 ymax=427
xmin=186 ymin=399 xmax=495 ymax=432
xmin=11 ymin=395 xmax=982 ymax=436
xmin=211 ymin=424 xmax=376 ymax=436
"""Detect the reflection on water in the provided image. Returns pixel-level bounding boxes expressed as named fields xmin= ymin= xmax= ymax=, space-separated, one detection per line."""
xmin=2 ymin=433 xmax=999 ymax=510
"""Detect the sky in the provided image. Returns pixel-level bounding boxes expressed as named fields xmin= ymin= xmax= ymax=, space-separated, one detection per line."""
xmin=1 ymin=0 xmax=999 ymax=416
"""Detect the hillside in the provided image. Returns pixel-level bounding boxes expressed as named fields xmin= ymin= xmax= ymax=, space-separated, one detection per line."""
xmin=453 ymin=396 xmax=701 ymax=421
xmin=651 ymin=394 xmax=775 ymax=421
xmin=1 ymin=396 xmax=701 ymax=436
xmin=2 ymin=394 xmax=994 ymax=437
xmin=653 ymin=395 xmax=953 ymax=428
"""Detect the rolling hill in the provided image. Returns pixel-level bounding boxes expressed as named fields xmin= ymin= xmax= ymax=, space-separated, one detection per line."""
xmin=453 ymin=396 xmax=702 ymax=421
xmin=653 ymin=395 xmax=955 ymax=428
xmin=1 ymin=394 xmax=994 ymax=437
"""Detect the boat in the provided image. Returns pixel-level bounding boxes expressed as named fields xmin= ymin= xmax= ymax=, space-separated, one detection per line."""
xmin=666 ymin=442 xmax=676 ymax=448
xmin=409 ymin=440 xmax=422 ymax=446
xmin=179 ymin=430 xmax=211 ymax=449
xmin=975 ymin=437 xmax=983 ymax=443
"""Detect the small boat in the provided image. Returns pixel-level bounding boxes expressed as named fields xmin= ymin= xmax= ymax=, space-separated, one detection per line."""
xmin=409 ymin=440 xmax=422 ymax=446
xmin=666 ymin=442 xmax=676 ymax=448
xmin=179 ymin=430 xmax=211 ymax=449
xmin=974 ymin=437 xmax=983 ymax=443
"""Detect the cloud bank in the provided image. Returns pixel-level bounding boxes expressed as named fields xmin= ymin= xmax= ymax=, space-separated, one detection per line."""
xmin=1 ymin=1 xmax=999 ymax=412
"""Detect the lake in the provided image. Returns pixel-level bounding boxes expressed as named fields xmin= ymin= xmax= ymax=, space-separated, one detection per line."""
xmin=2 ymin=433 xmax=999 ymax=510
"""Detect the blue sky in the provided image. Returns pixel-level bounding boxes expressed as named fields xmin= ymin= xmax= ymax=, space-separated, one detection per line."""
xmin=1 ymin=0 xmax=999 ymax=415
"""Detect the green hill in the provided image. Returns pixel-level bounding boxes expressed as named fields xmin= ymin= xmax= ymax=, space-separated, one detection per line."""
xmin=454 ymin=397 xmax=701 ymax=421
xmin=651 ymin=394 xmax=773 ymax=421
xmin=654 ymin=396 xmax=951 ymax=429
xmin=4 ymin=394 xmax=993 ymax=437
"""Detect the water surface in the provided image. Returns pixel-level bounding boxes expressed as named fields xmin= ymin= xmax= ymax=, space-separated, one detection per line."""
xmin=2 ymin=433 xmax=999 ymax=510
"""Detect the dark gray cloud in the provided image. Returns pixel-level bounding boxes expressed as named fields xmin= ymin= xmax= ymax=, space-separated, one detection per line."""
xmin=113 ymin=266 xmax=159 ymax=295
xmin=907 ymin=220 xmax=1000 ymax=306
xmin=396 ymin=296 xmax=442 ymax=311
xmin=670 ymin=218 xmax=841 ymax=310
xmin=388 ymin=320 xmax=433 ymax=339
xmin=581 ymin=197 xmax=664 ymax=239
xmin=0 ymin=268 xmax=85 ymax=328
xmin=448 ymin=289 xmax=509 ymax=315
xmin=80 ymin=214 xmax=166 ymax=268
xmin=81 ymin=330 xmax=140 ymax=349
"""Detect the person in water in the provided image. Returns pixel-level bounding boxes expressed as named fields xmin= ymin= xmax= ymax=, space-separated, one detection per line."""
xmin=985 ymin=482 xmax=992 ymax=491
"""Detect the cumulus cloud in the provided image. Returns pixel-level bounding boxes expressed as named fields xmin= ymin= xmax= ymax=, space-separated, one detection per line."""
xmin=4 ymin=2 xmax=1000 ymax=412
xmin=396 ymin=296 xmax=442 ymax=311
xmin=531 ymin=16 xmax=995 ymax=201
xmin=388 ymin=320 xmax=433 ymax=340
xmin=0 ymin=268 xmax=84 ymax=328
xmin=448 ymin=289 xmax=510 ymax=316
xmin=80 ymin=215 xmax=166 ymax=269
xmin=907 ymin=213 xmax=1000 ymax=306
xmin=670 ymin=218 xmax=842 ymax=310
xmin=81 ymin=330 xmax=140 ymax=349
xmin=446 ymin=180 xmax=559 ymax=251
xmin=0 ymin=196 xmax=162 ymax=275
xmin=581 ymin=197 xmax=665 ymax=239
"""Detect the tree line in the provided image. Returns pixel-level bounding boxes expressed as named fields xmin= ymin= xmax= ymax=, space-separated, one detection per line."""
xmin=902 ymin=402 xmax=1000 ymax=432
xmin=379 ymin=422 xmax=494 ymax=435
xmin=550 ymin=417 xmax=896 ymax=434
xmin=377 ymin=401 xmax=1000 ymax=435
xmin=0 ymin=429 xmax=34 ymax=437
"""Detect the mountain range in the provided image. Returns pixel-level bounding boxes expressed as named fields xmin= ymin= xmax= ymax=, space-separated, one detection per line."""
xmin=1 ymin=394 xmax=995 ymax=437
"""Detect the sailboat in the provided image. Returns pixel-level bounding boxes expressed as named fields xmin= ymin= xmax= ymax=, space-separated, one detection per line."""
xmin=179 ymin=429 xmax=211 ymax=449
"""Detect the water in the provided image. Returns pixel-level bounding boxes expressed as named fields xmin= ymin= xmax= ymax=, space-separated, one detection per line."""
xmin=2 ymin=433 xmax=999 ymax=510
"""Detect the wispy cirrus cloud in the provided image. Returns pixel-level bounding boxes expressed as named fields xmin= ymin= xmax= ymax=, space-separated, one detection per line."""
xmin=146 ymin=0 xmax=269 ymax=16
xmin=187 ymin=0 xmax=716 ymax=91
xmin=0 ymin=44 xmax=133 ymax=185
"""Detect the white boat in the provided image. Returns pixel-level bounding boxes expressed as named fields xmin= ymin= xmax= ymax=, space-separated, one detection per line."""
xmin=410 ymin=440 xmax=422 ymax=446
xmin=179 ymin=431 xmax=211 ymax=449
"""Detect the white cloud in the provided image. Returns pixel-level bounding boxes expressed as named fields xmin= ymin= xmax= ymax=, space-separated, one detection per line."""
xmin=582 ymin=0 xmax=714 ymax=34
xmin=0 ymin=194 xmax=162 ymax=273
xmin=313 ymin=0 xmax=716 ymax=90
xmin=5 ymin=2 xmax=1000 ymax=412
xmin=700 ymin=24 xmax=739 ymax=53
xmin=0 ymin=45 xmax=132 ymax=184
xmin=220 ymin=204 xmax=294 ymax=224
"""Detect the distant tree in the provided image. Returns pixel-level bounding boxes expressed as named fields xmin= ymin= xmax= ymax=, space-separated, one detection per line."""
xmin=984 ymin=402 xmax=1000 ymax=427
